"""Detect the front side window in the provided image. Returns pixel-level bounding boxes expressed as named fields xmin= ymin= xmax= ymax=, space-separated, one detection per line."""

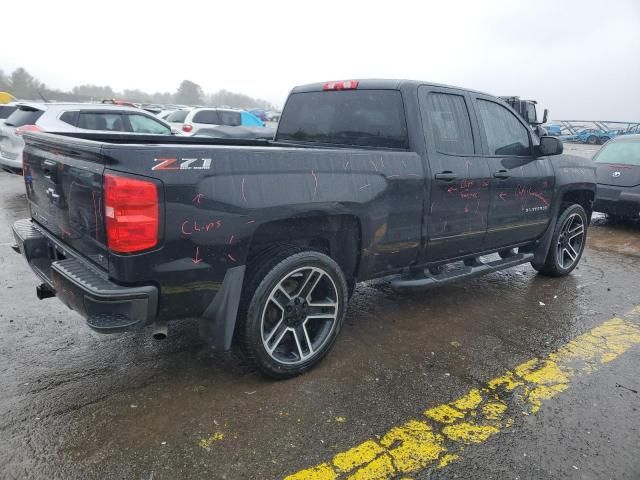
xmin=477 ymin=99 xmax=531 ymax=156
xmin=127 ymin=114 xmax=171 ymax=134
xmin=78 ymin=112 xmax=125 ymax=131
xmin=422 ymin=92 xmax=474 ymax=155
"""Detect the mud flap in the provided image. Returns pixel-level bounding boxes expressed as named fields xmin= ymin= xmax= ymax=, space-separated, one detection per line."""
xmin=199 ymin=265 xmax=246 ymax=350
xmin=529 ymin=211 xmax=559 ymax=270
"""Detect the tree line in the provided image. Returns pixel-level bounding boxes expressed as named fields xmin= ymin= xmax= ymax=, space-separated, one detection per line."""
xmin=0 ymin=67 xmax=276 ymax=110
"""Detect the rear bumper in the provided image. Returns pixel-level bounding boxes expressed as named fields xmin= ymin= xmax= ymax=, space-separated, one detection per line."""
xmin=12 ymin=219 xmax=158 ymax=333
xmin=594 ymin=184 xmax=640 ymax=217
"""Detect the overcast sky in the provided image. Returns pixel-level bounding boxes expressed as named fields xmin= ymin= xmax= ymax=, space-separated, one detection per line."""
xmin=3 ymin=0 xmax=639 ymax=120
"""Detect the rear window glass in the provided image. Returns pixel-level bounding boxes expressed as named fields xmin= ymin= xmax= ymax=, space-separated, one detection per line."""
xmin=276 ymin=90 xmax=409 ymax=149
xmin=595 ymin=139 xmax=640 ymax=166
xmin=166 ymin=110 xmax=189 ymax=122
xmin=5 ymin=107 xmax=44 ymax=127
xmin=218 ymin=111 xmax=241 ymax=126
xmin=193 ymin=110 xmax=221 ymax=125
xmin=0 ymin=105 xmax=17 ymax=119
xmin=422 ymin=92 xmax=474 ymax=155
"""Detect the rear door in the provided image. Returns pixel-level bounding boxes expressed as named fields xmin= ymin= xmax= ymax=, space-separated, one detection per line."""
xmin=471 ymin=96 xmax=554 ymax=249
xmin=419 ymin=86 xmax=491 ymax=261
xmin=23 ymin=135 xmax=109 ymax=270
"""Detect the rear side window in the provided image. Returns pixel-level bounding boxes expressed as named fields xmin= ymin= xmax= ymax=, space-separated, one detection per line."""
xmin=276 ymin=90 xmax=409 ymax=149
xmin=217 ymin=111 xmax=241 ymax=126
xmin=5 ymin=107 xmax=44 ymax=127
xmin=60 ymin=111 xmax=79 ymax=126
xmin=166 ymin=110 xmax=189 ymax=122
xmin=477 ymin=99 xmax=531 ymax=156
xmin=193 ymin=110 xmax=221 ymax=125
xmin=0 ymin=105 xmax=17 ymax=119
xmin=594 ymin=140 xmax=640 ymax=166
xmin=78 ymin=112 xmax=125 ymax=131
xmin=127 ymin=114 xmax=171 ymax=134
xmin=422 ymin=92 xmax=474 ymax=155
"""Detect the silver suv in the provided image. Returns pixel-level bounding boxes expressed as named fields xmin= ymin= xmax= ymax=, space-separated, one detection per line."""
xmin=0 ymin=103 xmax=172 ymax=173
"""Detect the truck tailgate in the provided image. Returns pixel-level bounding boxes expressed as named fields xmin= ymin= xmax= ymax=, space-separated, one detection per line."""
xmin=23 ymin=134 xmax=109 ymax=270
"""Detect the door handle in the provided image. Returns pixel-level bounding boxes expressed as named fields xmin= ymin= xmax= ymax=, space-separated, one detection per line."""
xmin=493 ymin=170 xmax=511 ymax=179
xmin=435 ymin=171 xmax=458 ymax=181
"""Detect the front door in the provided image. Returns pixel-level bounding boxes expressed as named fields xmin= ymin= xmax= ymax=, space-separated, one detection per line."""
xmin=418 ymin=87 xmax=492 ymax=262
xmin=471 ymin=97 xmax=554 ymax=249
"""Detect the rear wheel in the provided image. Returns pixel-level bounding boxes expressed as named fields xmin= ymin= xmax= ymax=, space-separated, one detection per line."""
xmin=535 ymin=204 xmax=588 ymax=277
xmin=599 ymin=136 xmax=610 ymax=144
xmin=238 ymin=247 xmax=348 ymax=379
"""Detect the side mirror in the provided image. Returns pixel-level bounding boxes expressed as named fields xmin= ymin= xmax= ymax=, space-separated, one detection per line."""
xmin=542 ymin=108 xmax=548 ymax=124
xmin=537 ymin=136 xmax=563 ymax=157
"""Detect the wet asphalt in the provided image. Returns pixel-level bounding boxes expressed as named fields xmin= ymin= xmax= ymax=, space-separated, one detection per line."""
xmin=0 ymin=143 xmax=639 ymax=480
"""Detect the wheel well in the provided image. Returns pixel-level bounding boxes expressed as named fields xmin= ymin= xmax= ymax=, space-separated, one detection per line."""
xmin=561 ymin=190 xmax=594 ymax=219
xmin=247 ymin=215 xmax=361 ymax=283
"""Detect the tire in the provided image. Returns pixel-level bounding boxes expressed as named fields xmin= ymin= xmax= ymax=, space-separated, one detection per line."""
xmin=599 ymin=136 xmax=610 ymax=145
xmin=237 ymin=246 xmax=348 ymax=379
xmin=586 ymin=135 xmax=598 ymax=145
xmin=536 ymin=204 xmax=588 ymax=277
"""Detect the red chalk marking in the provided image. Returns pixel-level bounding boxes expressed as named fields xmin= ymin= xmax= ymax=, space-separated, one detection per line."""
xmin=499 ymin=192 xmax=508 ymax=201
xmin=529 ymin=192 xmax=550 ymax=206
xmin=370 ymin=160 xmax=379 ymax=172
xmin=193 ymin=247 xmax=202 ymax=264
xmin=227 ymin=253 xmax=237 ymax=262
xmin=311 ymin=170 xmax=318 ymax=196
xmin=193 ymin=193 xmax=205 ymax=204
xmin=181 ymin=221 xmax=192 ymax=235
xmin=447 ymin=185 xmax=458 ymax=193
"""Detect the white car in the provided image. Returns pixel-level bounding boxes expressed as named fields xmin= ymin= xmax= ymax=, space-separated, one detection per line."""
xmin=0 ymin=103 xmax=173 ymax=173
xmin=166 ymin=107 xmax=264 ymax=135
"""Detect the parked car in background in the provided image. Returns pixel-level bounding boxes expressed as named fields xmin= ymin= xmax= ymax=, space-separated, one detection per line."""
xmin=157 ymin=109 xmax=177 ymax=120
xmin=0 ymin=103 xmax=172 ymax=174
xmin=0 ymin=103 xmax=18 ymax=126
xmin=168 ymin=107 xmax=266 ymax=135
xmin=593 ymin=134 xmax=640 ymax=220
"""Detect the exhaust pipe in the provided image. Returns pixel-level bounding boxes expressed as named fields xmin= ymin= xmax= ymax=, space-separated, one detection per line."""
xmin=36 ymin=283 xmax=56 ymax=300
xmin=152 ymin=320 xmax=168 ymax=340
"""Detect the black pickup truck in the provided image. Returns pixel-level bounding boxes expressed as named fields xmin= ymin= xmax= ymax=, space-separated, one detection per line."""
xmin=13 ymin=79 xmax=596 ymax=378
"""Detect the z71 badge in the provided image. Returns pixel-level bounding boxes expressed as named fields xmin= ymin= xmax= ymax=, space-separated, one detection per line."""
xmin=152 ymin=158 xmax=212 ymax=171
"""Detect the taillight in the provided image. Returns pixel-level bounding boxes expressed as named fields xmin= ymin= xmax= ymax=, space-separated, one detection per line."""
xmin=322 ymin=80 xmax=359 ymax=91
xmin=182 ymin=124 xmax=193 ymax=133
xmin=15 ymin=124 xmax=42 ymax=136
xmin=104 ymin=173 xmax=159 ymax=253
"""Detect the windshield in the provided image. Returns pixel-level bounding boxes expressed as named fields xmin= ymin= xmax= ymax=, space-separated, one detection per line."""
xmin=276 ymin=90 xmax=409 ymax=149
xmin=595 ymin=138 xmax=640 ymax=166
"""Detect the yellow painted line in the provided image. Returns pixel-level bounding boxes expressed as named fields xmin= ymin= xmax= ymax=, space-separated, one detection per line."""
xmin=284 ymin=313 xmax=640 ymax=480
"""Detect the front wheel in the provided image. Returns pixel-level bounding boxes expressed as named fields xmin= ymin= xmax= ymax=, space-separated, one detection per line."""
xmin=535 ymin=204 xmax=588 ymax=277
xmin=238 ymin=247 xmax=348 ymax=379
xmin=586 ymin=135 xmax=598 ymax=145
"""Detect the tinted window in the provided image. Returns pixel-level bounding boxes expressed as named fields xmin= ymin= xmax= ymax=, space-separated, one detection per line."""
xmin=78 ymin=112 xmax=124 ymax=131
xmin=0 ymin=105 xmax=17 ymax=119
xmin=276 ymin=90 xmax=409 ymax=149
xmin=477 ymin=99 xmax=531 ymax=156
xmin=166 ymin=110 xmax=189 ymax=122
xmin=127 ymin=114 xmax=171 ymax=134
xmin=59 ymin=111 xmax=79 ymax=126
xmin=217 ymin=111 xmax=241 ymax=126
xmin=423 ymin=92 xmax=474 ymax=155
xmin=193 ymin=110 xmax=221 ymax=125
xmin=5 ymin=107 xmax=44 ymax=127
xmin=595 ymin=139 xmax=640 ymax=166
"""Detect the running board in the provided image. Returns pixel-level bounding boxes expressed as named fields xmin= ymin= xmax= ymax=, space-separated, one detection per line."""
xmin=390 ymin=253 xmax=534 ymax=292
